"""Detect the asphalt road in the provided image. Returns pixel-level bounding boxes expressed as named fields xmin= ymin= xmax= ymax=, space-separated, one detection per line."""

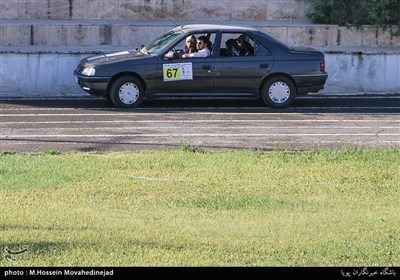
xmin=1 ymin=95 xmax=399 ymax=152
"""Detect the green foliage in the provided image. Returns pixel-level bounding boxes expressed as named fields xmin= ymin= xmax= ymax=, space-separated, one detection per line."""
xmin=302 ymin=0 xmax=369 ymax=26
xmin=368 ymin=0 xmax=400 ymax=28
xmin=180 ymin=141 xmax=205 ymax=153
xmin=44 ymin=149 xmax=63 ymax=155
xmin=301 ymin=0 xmax=400 ymax=33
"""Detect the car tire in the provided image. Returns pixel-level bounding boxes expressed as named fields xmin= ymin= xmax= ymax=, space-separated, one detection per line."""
xmin=109 ymin=76 xmax=144 ymax=108
xmin=261 ymin=76 xmax=296 ymax=108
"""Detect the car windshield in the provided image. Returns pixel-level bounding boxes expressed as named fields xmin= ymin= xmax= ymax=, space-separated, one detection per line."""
xmin=144 ymin=30 xmax=184 ymax=55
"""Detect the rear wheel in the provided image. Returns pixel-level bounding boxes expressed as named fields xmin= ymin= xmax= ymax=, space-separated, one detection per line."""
xmin=109 ymin=76 xmax=144 ymax=108
xmin=261 ymin=76 xmax=296 ymax=108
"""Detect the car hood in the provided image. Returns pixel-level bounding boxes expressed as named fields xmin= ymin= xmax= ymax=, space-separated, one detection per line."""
xmin=83 ymin=50 xmax=148 ymax=66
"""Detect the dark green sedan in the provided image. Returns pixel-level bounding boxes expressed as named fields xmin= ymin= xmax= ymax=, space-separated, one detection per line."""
xmin=74 ymin=24 xmax=328 ymax=108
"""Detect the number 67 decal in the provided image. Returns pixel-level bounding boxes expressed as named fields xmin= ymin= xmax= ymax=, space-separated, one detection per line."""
xmin=163 ymin=63 xmax=193 ymax=82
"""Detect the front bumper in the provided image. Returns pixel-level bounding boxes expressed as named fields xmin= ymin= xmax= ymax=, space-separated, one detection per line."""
xmin=74 ymin=70 xmax=110 ymax=97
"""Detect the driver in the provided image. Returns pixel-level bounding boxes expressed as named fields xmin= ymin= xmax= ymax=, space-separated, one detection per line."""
xmin=182 ymin=36 xmax=210 ymax=58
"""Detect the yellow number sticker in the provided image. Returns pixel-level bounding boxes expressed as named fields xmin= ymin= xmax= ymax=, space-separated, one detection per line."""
xmin=163 ymin=67 xmax=180 ymax=80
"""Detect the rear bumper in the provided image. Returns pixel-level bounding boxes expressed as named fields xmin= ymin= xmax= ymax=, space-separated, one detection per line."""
xmin=293 ymin=73 xmax=328 ymax=95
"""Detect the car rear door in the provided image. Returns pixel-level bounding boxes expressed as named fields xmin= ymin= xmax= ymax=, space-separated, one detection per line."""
xmin=213 ymin=33 xmax=274 ymax=95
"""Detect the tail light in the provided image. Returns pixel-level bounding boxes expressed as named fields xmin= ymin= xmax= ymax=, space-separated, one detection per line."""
xmin=320 ymin=61 xmax=325 ymax=72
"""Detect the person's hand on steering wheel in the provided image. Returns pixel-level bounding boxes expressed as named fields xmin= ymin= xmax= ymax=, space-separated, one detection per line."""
xmin=172 ymin=48 xmax=181 ymax=58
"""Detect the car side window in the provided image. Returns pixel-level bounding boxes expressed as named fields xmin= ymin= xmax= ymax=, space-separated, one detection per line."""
xmin=173 ymin=32 xmax=216 ymax=58
xmin=219 ymin=33 xmax=259 ymax=57
xmin=254 ymin=41 xmax=272 ymax=56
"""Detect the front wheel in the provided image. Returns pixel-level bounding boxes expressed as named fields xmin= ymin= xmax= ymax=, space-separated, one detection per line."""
xmin=109 ymin=76 xmax=144 ymax=108
xmin=261 ymin=76 xmax=296 ymax=108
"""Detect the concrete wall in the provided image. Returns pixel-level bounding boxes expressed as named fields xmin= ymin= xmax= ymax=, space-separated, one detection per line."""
xmin=2 ymin=20 xmax=399 ymax=47
xmin=0 ymin=0 xmax=307 ymax=20
xmin=0 ymin=52 xmax=85 ymax=97
xmin=0 ymin=0 xmax=399 ymax=97
xmin=1 ymin=48 xmax=399 ymax=97
xmin=324 ymin=50 xmax=400 ymax=93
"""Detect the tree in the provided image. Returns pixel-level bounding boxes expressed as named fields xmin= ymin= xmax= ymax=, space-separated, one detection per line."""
xmin=300 ymin=0 xmax=400 ymax=34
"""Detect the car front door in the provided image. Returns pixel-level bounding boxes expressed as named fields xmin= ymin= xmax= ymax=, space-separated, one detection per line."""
xmin=155 ymin=32 xmax=216 ymax=95
xmin=156 ymin=56 xmax=215 ymax=94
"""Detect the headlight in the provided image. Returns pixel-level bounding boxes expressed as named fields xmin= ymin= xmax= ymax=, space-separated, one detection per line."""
xmin=81 ymin=67 xmax=96 ymax=76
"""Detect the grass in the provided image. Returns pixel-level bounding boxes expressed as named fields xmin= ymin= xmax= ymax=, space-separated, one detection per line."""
xmin=1 ymin=148 xmax=399 ymax=266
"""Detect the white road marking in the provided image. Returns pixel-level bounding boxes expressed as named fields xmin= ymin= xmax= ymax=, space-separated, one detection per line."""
xmin=2 ymin=99 xmax=398 ymax=149
xmin=4 ymin=140 xmax=400 ymax=145
xmin=1 ymin=120 xmax=400 ymax=124
xmin=1 ymin=126 xmax=399 ymax=131
xmin=2 ymin=134 xmax=400 ymax=138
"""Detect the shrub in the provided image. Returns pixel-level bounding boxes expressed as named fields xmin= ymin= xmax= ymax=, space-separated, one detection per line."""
xmin=301 ymin=0 xmax=400 ymax=34
xmin=368 ymin=0 xmax=400 ymax=27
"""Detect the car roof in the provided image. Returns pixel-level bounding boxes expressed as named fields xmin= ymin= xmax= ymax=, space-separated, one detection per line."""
xmin=175 ymin=24 xmax=259 ymax=33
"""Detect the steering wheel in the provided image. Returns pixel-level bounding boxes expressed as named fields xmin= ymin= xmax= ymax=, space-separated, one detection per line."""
xmin=172 ymin=48 xmax=181 ymax=58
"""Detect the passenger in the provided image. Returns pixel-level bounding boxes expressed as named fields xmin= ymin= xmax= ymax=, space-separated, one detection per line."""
xmin=182 ymin=36 xmax=211 ymax=58
xmin=236 ymin=35 xmax=254 ymax=56
xmin=225 ymin=39 xmax=240 ymax=56
xmin=182 ymin=35 xmax=197 ymax=55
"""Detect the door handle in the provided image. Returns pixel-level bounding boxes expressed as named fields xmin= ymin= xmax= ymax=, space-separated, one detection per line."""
xmin=202 ymin=65 xmax=211 ymax=70
xmin=260 ymin=64 xmax=269 ymax=68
